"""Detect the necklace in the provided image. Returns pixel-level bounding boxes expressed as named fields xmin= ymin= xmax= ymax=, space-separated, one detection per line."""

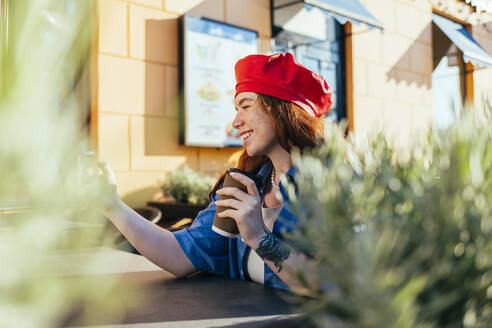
xmin=270 ymin=167 xmax=280 ymax=189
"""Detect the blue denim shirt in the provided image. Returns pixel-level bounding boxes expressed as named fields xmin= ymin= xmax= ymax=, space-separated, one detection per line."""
xmin=173 ymin=160 xmax=299 ymax=291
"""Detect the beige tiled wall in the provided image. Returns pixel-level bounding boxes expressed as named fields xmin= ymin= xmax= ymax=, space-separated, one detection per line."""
xmin=99 ymin=0 xmax=128 ymax=56
xmin=96 ymin=0 xmax=272 ymax=206
xmin=353 ymin=0 xmax=434 ymax=150
xmin=96 ymin=0 xmax=492 ymax=206
xmin=98 ymin=113 xmax=130 ymax=171
xmin=354 ymin=0 xmax=492 ymax=152
xmin=129 ymin=5 xmax=178 ymax=64
xmin=472 ymin=21 xmax=492 ymax=108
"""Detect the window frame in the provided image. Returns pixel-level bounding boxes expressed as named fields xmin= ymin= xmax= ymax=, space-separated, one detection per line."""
xmin=431 ymin=9 xmax=475 ymax=108
xmin=271 ymin=18 xmax=348 ymax=124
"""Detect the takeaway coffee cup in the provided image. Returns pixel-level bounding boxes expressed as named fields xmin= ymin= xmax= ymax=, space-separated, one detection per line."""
xmin=212 ymin=168 xmax=263 ymax=238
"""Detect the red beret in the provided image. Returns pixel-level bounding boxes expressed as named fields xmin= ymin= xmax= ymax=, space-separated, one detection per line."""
xmin=234 ymin=52 xmax=333 ymax=118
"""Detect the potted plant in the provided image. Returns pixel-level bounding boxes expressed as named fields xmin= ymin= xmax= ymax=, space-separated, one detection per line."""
xmin=148 ymin=166 xmax=217 ymax=228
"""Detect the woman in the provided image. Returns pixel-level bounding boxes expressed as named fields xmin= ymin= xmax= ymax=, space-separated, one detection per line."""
xmin=99 ymin=52 xmax=333 ymax=294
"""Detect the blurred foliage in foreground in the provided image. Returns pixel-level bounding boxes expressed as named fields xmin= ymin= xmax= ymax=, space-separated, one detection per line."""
xmin=287 ymin=105 xmax=492 ymax=327
xmin=0 ymin=1 xmax=135 ymax=327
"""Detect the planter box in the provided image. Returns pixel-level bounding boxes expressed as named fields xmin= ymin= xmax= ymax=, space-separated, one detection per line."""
xmin=147 ymin=200 xmax=207 ymax=226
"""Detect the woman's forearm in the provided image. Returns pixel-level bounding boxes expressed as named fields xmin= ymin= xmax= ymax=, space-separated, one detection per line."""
xmin=251 ymin=229 xmax=320 ymax=296
xmin=103 ymin=198 xmax=197 ymax=277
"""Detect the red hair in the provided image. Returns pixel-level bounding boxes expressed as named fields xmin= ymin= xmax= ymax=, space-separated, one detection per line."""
xmin=210 ymin=93 xmax=324 ymax=198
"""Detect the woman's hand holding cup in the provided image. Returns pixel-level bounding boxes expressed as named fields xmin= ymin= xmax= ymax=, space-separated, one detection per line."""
xmin=214 ymin=171 xmax=266 ymax=249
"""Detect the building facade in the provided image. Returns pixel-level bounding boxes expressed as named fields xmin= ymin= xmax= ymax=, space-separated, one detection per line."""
xmin=94 ymin=0 xmax=492 ymax=206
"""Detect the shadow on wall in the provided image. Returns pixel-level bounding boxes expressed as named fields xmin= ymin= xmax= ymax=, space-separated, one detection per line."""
xmin=478 ymin=21 xmax=492 ymax=52
xmin=139 ymin=11 xmax=242 ymax=176
xmin=386 ymin=23 xmax=432 ymax=88
xmin=144 ymin=17 xmax=182 ymax=157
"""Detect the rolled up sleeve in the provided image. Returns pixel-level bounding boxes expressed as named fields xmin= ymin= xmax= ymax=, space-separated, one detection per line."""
xmin=172 ymin=194 xmax=229 ymax=275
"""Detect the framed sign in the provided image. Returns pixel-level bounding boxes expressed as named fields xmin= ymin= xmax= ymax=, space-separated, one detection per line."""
xmin=181 ymin=15 xmax=258 ymax=147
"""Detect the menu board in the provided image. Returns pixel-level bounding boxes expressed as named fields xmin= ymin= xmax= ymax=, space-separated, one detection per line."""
xmin=182 ymin=15 xmax=258 ymax=147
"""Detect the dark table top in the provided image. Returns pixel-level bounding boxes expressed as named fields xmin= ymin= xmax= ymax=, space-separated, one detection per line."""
xmin=62 ymin=248 xmax=312 ymax=328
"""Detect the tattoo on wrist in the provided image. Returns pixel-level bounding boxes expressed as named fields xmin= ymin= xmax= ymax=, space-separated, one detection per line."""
xmin=255 ymin=227 xmax=291 ymax=272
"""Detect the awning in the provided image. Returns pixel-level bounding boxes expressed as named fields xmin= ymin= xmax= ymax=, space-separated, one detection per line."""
xmin=304 ymin=0 xmax=383 ymax=29
xmin=432 ymin=13 xmax=492 ymax=67
xmin=273 ymin=0 xmax=383 ymax=40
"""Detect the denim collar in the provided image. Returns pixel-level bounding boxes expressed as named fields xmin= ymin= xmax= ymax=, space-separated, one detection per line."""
xmin=257 ymin=159 xmax=297 ymax=179
xmin=256 ymin=160 xmax=273 ymax=184
xmin=256 ymin=159 xmax=297 ymax=201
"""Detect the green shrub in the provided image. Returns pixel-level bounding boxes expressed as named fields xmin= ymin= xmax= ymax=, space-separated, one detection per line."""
xmin=162 ymin=166 xmax=217 ymax=205
xmin=285 ymin=107 xmax=492 ymax=327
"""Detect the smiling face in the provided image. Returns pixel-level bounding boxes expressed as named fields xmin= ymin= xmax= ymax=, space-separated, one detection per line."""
xmin=232 ymin=92 xmax=280 ymax=157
